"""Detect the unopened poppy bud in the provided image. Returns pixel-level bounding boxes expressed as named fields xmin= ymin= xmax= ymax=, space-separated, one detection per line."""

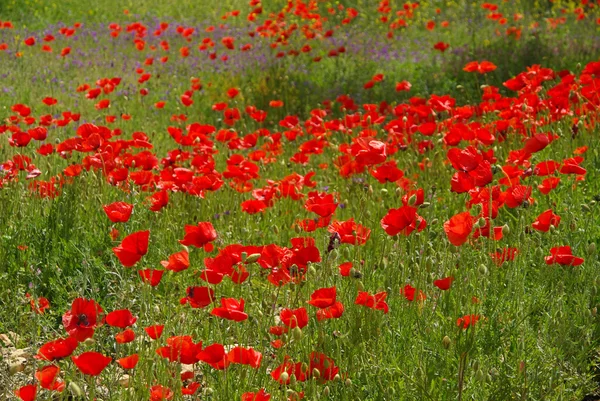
xmin=308 ymin=265 xmax=317 ymax=276
xmin=345 ymin=378 xmax=353 ymax=386
xmin=480 ymin=84 xmax=488 ymax=90
xmin=402 ymin=116 xmax=408 ymax=122
xmin=408 ymin=194 xmax=417 ymax=206
xmin=294 ymin=224 xmax=302 ymax=234
xmin=478 ymin=217 xmax=486 ymax=228
xmin=289 ymin=373 xmax=297 ymax=386
xmin=292 ymin=326 xmax=303 ymax=341
xmin=322 ymin=386 xmax=330 ymax=397
xmin=312 ymin=368 xmax=321 ymax=379
xmin=83 ymin=337 xmax=95 ymax=346
xmin=68 ymin=382 xmax=83 ymax=397
xmin=334 ymin=374 xmax=341 ymax=382
xmin=430 ymin=218 xmax=438 ymax=226
xmin=395 ymin=187 xmax=402 ymax=196
xmin=245 ymin=253 xmax=261 ymax=264
xmin=590 ymin=200 xmax=597 ymax=206
xmin=419 ymin=202 xmax=430 ymax=209
xmin=241 ymin=252 xmax=248 ymax=262
xmin=357 ymin=281 xmax=364 ymax=291
xmin=273 ymin=226 xmax=279 ymax=234
xmin=475 ymin=368 xmax=486 ymax=382
xmin=472 ymin=360 xmax=480 ymax=371
xmin=442 ymin=335 xmax=451 ymax=349
xmin=286 ymin=389 xmax=297 ymax=398
xmin=501 ymin=224 xmax=510 ymax=236
xmin=549 ymin=224 xmax=556 ymax=232
xmin=582 ymin=204 xmax=591 ymax=213
xmin=204 ymin=387 xmax=214 ymax=395
xmin=587 ymin=243 xmax=596 ymax=255
xmin=381 ymin=188 xmax=388 ymax=194
xmin=301 ymin=362 xmax=309 ymax=373
xmin=456 ymin=85 xmax=464 ymax=90
xmin=479 ymin=264 xmax=488 ymax=275
xmin=279 ymin=372 xmax=289 ymax=383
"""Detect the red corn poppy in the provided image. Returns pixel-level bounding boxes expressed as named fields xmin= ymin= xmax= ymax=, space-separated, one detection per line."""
xmin=15 ymin=385 xmax=37 ymax=401
xmin=355 ymin=291 xmax=389 ymax=313
xmin=117 ymin=354 xmax=139 ymax=369
xmin=106 ymin=309 xmax=137 ymax=328
xmin=280 ymin=307 xmax=309 ymax=329
xmin=145 ymin=325 xmax=164 ymax=340
xmin=179 ymin=222 xmax=217 ymax=249
xmin=433 ymin=277 xmax=454 ymax=291
xmin=532 ymin=209 xmax=560 ymax=232
xmin=211 ymin=298 xmax=248 ymax=321
xmin=444 ymin=212 xmax=473 ymax=246
xmin=62 ymin=298 xmax=103 ymax=342
xmin=112 ymin=230 xmax=150 ymax=267
xmin=545 ymin=246 xmax=584 ymax=266
xmin=103 ymin=202 xmax=133 ymax=223
xmin=71 ymin=352 xmax=112 ymax=376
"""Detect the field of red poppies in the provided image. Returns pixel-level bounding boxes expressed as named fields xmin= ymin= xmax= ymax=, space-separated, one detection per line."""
xmin=1 ymin=1 xmax=600 ymax=400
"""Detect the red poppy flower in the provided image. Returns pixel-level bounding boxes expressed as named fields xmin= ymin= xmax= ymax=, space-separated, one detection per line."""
xmin=115 ymin=329 xmax=135 ymax=344
xmin=161 ymin=250 xmax=189 ymax=272
xmin=15 ymin=385 xmax=37 ymax=401
xmin=457 ymin=314 xmax=480 ymax=329
xmin=150 ymin=385 xmax=174 ymax=401
xmin=242 ymin=389 xmax=271 ymax=401
xmin=149 ymin=190 xmax=169 ymax=211
xmin=327 ymin=218 xmax=371 ymax=245
xmin=304 ymin=191 xmax=338 ymax=218
xmin=395 ymin=80 xmax=412 ymax=92
xmin=103 ymin=202 xmax=133 ymax=223
xmin=401 ymin=284 xmax=426 ymax=302
xmin=538 ymin=177 xmax=560 ymax=195
xmin=36 ymin=337 xmax=78 ymax=361
xmin=197 ymin=343 xmax=229 ymax=370
xmin=227 ymin=346 xmax=262 ymax=368
xmin=355 ymin=291 xmax=389 ymax=313
xmin=339 ymin=262 xmax=353 ymax=277
xmin=180 ymin=286 xmax=215 ymax=308
xmin=504 ymin=185 xmax=532 ymax=208
xmin=157 ymin=336 xmax=202 ymax=364
xmin=316 ymin=302 xmax=344 ymax=321
xmin=112 ymin=230 xmax=150 ymax=267
xmin=532 ymin=209 xmax=560 ymax=232
xmin=444 ymin=212 xmax=473 ymax=246
xmin=463 ymin=60 xmax=496 ymax=74
xmin=490 ymin=248 xmax=519 ymax=266
xmin=308 ymin=287 xmax=337 ymax=309
xmin=179 ymin=222 xmax=217 ymax=249
xmin=62 ymin=298 xmax=103 ymax=342
xmin=24 ymin=37 xmax=36 ymax=46
xmin=106 ymin=309 xmax=137 ymax=328
xmin=433 ymin=277 xmax=454 ymax=291
xmin=545 ymin=246 xmax=584 ymax=266
xmin=280 ymin=307 xmax=309 ymax=329
xmin=138 ymin=269 xmax=164 ymax=286
xmin=71 ymin=352 xmax=112 ymax=376
xmin=117 ymin=354 xmax=139 ymax=369
xmin=211 ymin=298 xmax=248 ymax=321
xmin=35 ymin=365 xmax=64 ymax=391
xmin=145 ymin=325 xmax=164 ymax=340
xmin=241 ymin=199 xmax=267 ymax=214
xmin=309 ymin=352 xmax=340 ymax=383
xmin=380 ymin=206 xmax=426 ymax=236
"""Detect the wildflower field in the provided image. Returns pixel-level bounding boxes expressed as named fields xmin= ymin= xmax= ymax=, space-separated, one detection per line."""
xmin=1 ymin=0 xmax=600 ymax=400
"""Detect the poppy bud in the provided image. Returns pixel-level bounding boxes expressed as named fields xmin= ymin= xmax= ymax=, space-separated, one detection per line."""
xmin=591 ymin=200 xmax=597 ymax=206
xmin=308 ymin=265 xmax=317 ymax=276
xmin=442 ymin=335 xmax=451 ymax=349
xmin=334 ymin=374 xmax=341 ymax=382
xmin=204 ymin=387 xmax=214 ymax=395
xmin=430 ymin=218 xmax=438 ymax=226
xmin=245 ymin=253 xmax=261 ymax=264
xmin=408 ymin=194 xmax=417 ymax=206
xmin=479 ymin=264 xmax=488 ymax=275
xmin=323 ymin=386 xmax=330 ymax=397
xmin=381 ymin=188 xmax=388 ymax=194
xmin=68 ymin=382 xmax=83 ymax=397
xmin=501 ymin=224 xmax=510 ymax=236
xmin=549 ymin=225 xmax=556 ymax=233
xmin=357 ymin=280 xmax=364 ymax=291
xmin=279 ymin=372 xmax=289 ymax=383
xmin=241 ymin=252 xmax=248 ymax=262
xmin=419 ymin=202 xmax=430 ymax=209
xmin=312 ymin=368 xmax=321 ymax=379
xmin=456 ymin=85 xmax=464 ymax=90
xmin=472 ymin=360 xmax=479 ymax=371
xmin=273 ymin=226 xmax=279 ymax=234
xmin=475 ymin=368 xmax=486 ymax=382
xmin=587 ymin=243 xmax=596 ymax=255
xmin=286 ymin=389 xmax=297 ymax=399
xmin=83 ymin=337 xmax=95 ymax=346
xmin=477 ymin=217 xmax=486 ymax=228
xmin=289 ymin=373 xmax=297 ymax=386
xmin=395 ymin=188 xmax=402 ymax=196
xmin=345 ymin=378 xmax=353 ymax=386
xmin=294 ymin=224 xmax=302 ymax=234
xmin=292 ymin=326 xmax=303 ymax=341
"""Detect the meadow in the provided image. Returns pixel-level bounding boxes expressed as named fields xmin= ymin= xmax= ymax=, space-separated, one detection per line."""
xmin=0 ymin=0 xmax=600 ymax=400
